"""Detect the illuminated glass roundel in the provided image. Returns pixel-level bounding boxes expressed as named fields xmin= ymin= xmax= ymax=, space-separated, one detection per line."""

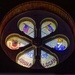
xmin=1 ymin=10 xmax=73 ymax=69
xmin=0 ymin=1 xmax=75 ymax=69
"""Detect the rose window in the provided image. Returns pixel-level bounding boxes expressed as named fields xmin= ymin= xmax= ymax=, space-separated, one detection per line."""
xmin=0 ymin=1 xmax=75 ymax=69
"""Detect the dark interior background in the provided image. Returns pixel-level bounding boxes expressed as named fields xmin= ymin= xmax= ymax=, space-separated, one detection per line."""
xmin=0 ymin=0 xmax=75 ymax=74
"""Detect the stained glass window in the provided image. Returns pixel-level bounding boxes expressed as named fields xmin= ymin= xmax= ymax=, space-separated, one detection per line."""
xmin=5 ymin=33 xmax=29 ymax=50
xmin=45 ymin=35 xmax=69 ymax=51
xmin=40 ymin=50 xmax=58 ymax=68
xmin=41 ymin=18 xmax=58 ymax=38
xmin=18 ymin=17 xmax=36 ymax=38
xmin=16 ymin=49 xmax=35 ymax=68
xmin=1 ymin=4 xmax=74 ymax=69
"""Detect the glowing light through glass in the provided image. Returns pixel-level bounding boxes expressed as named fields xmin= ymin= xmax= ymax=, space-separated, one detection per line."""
xmin=18 ymin=17 xmax=35 ymax=38
xmin=45 ymin=36 xmax=69 ymax=51
xmin=40 ymin=50 xmax=57 ymax=68
xmin=5 ymin=34 xmax=29 ymax=50
xmin=41 ymin=18 xmax=57 ymax=38
xmin=16 ymin=49 xmax=35 ymax=68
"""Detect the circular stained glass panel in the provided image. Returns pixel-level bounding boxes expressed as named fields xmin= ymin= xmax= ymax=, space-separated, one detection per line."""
xmin=0 ymin=1 xmax=75 ymax=69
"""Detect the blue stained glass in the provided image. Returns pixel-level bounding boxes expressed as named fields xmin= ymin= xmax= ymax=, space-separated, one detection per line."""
xmin=23 ymin=24 xmax=29 ymax=33
xmin=13 ymin=41 xmax=17 ymax=44
xmin=26 ymin=50 xmax=34 ymax=58
xmin=55 ymin=43 xmax=66 ymax=51
xmin=41 ymin=52 xmax=48 ymax=58
xmin=48 ymin=24 xmax=54 ymax=32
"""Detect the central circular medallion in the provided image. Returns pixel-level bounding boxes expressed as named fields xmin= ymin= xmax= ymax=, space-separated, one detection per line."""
xmin=33 ymin=38 xmax=42 ymax=47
